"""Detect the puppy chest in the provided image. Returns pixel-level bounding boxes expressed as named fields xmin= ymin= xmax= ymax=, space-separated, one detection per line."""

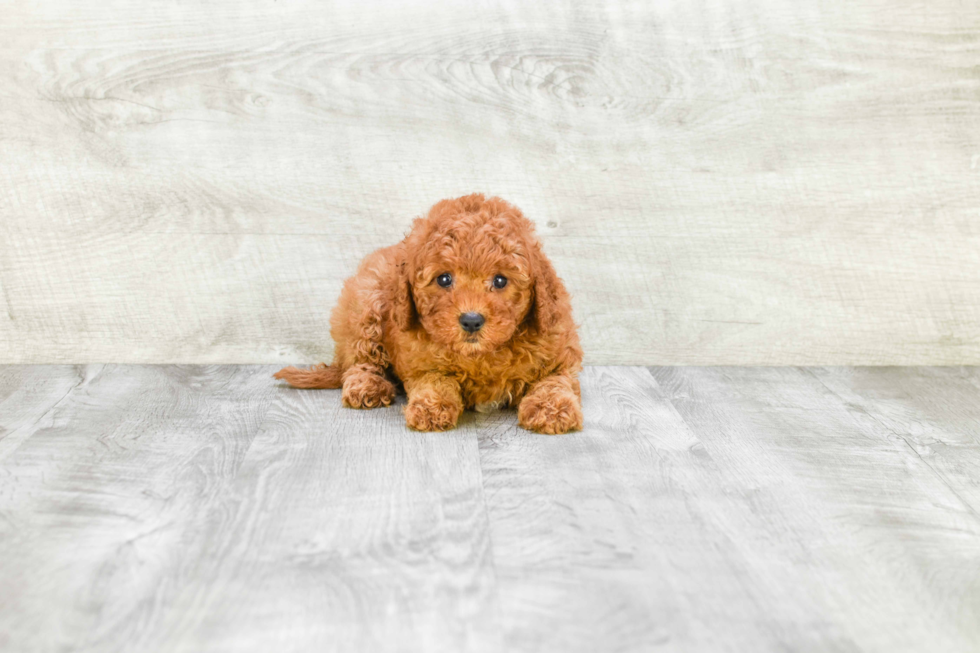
xmin=459 ymin=376 xmax=529 ymax=411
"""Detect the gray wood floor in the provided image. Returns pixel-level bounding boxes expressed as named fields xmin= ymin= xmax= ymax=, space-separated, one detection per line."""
xmin=1 ymin=365 xmax=978 ymax=652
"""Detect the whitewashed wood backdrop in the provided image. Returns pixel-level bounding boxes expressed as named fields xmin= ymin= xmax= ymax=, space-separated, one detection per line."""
xmin=1 ymin=0 xmax=978 ymax=365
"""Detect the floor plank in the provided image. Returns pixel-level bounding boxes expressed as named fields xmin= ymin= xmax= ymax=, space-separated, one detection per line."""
xmin=0 ymin=365 xmax=276 ymax=652
xmin=476 ymin=367 xmax=723 ymax=652
xmin=651 ymin=366 xmax=980 ymax=653
xmin=810 ymin=366 xmax=980 ymax=517
xmin=0 ymin=365 xmax=90 ymax=462
xmin=162 ymin=375 xmax=499 ymax=653
xmin=0 ymin=365 xmax=498 ymax=653
xmin=2 ymin=365 xmax=979 ymax=652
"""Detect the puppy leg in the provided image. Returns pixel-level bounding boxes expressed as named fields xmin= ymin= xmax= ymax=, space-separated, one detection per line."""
xmin=334 ymin=268 xmax=397 ymax=409
xmin=403 ymin=374 xmax=463 ymax=431
xmin=341 ymin=363 xmax=396 ymax=409
xmin=339 ymin=311 xmax=395 ymax=409
xmin=518 ymin=374 xmax=583 ymax=435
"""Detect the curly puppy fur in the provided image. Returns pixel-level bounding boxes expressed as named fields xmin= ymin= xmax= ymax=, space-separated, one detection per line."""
xmin=274 ymin=194 xmax=583 ymax=434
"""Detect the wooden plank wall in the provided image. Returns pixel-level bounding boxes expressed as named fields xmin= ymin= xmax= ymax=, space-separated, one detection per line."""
xmin=1 ymin=0 xmax=978 ymax=365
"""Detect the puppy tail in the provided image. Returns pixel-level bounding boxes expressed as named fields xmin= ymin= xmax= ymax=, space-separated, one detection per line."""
xmin=273 ymin=362 xmax=343 ymax=389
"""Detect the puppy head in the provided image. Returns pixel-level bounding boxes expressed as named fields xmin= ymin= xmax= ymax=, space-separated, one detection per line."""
xmin=394 ymin=194 xmax=563 ymax=355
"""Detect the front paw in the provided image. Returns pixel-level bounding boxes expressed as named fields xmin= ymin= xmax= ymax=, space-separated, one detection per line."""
xmin=518 ymin=389 xmax=583 ymax=435
xmin=342 ymin=372 xmax=395 ymax=409
xmin=404 ymin=396 xmax=461 ymax=431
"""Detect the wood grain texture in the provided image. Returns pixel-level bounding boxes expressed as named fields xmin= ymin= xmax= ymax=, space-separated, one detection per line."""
xmin=0 ymin=365 xmax=88 ymax=461
xmin=810 ymin=366 xmax=980 ymax=520
xmin=0 ymin=365 xmax=276 ymax=652
xmin=477 ymin=366 xmax=715 ymax=651
xmin=4 ymin=365 xmax=979 ymax=651
xmin=2 ymin=1 xmax=979 ymax=364
xmin=650 ymin=365 xmax=980 ymax=653
xmin=167 ymin=379 xmax=498 ymax=653
xmin=0 ymin=364 xmax=498 ymax=653
xmin=481 ymin=365 xmax=977 ymax=652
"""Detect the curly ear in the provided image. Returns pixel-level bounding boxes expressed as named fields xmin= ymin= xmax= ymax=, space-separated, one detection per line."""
xmin=529 ymin=241 xmax=568 ymax=333
xmin=392 ymin=217 xmax=431 ymax=330
xmin=392 ymin=256 xmax=418 ymax=330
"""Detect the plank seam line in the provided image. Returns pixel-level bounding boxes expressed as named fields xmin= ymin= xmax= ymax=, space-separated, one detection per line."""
xmin=0 ymin=365 xmax=101 ymax=464
xmin=802 ymin=367 xmax=980 ymax=523
xmin=639 ymin=366 xmax=709 ymax=457
xmin=471 ymin=428 xmax=505 ymax=641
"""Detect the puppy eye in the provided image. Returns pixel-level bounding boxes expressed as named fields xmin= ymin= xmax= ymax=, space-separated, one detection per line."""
xmin=436 ymin=273 xmax=453 ymax=288
xmin=493 ymin=274 xmax=508 ymax=289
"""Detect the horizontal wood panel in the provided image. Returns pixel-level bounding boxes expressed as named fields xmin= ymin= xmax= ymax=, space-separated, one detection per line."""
xmin=2 ymin=0 xmax=979 ymax=364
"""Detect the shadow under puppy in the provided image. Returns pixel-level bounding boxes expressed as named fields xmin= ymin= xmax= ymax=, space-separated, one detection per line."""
xmin=274 ymin=193 xmax=583 ymax=434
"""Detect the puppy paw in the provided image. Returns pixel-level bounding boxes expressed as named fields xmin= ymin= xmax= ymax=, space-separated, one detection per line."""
xmin=518 ymin=389 xmax=583 ymax=435
xmin=404 ymin=396 xmax=461 ymax=431
xmin=342 ymin=372 xmax=395 ymax=409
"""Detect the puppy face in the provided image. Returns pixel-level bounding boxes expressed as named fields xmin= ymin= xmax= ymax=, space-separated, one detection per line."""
xmin=398 ymin=196 xmax=541 ymax=356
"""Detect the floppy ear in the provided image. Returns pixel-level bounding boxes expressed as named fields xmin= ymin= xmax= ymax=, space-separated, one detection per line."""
xmin=529 ymin=241 xmax=567 ymax=332
xmin=392 ymin=256 xmax=418 ymax=330
xmin=392 ymin=217 xmax=429 ymax=330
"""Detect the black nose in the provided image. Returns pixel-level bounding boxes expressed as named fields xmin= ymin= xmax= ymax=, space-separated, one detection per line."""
xmin=459 ymin=312 xmax=485 ymax=333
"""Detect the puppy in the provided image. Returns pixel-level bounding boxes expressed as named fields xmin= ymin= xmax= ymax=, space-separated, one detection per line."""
xmin=274 ymin=193 xmax=583 ymax=434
